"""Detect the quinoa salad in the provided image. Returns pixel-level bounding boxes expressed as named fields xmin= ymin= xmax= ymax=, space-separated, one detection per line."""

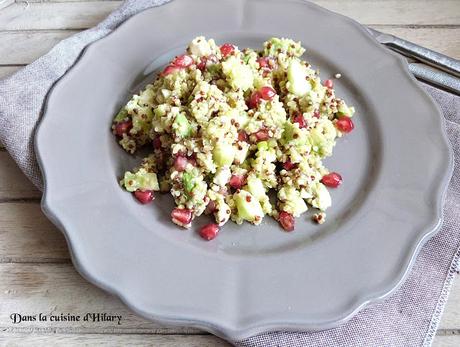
xmin=112 ymin=37 xmax=356 ymax=241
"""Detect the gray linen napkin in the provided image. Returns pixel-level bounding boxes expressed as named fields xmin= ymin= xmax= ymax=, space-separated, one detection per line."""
xmin=0 ymin=1 xmax=458 ymax=346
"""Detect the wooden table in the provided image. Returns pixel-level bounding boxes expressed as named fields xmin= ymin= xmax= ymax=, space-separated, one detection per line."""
xmin=0 ymin=1 xmax=458 ymax=346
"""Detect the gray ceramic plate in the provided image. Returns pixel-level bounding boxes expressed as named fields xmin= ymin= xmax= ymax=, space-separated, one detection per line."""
xmin=35 ymin=0 xmax=453 ymax=340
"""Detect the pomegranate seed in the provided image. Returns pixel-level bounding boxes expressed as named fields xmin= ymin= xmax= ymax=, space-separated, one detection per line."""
xmin=257 ymin=57 xmax=270 ymax=69
xmin=335 ymin=116 xmax=354 ymax=133
xmin=283 ymin=161 xmax=296 ymax=171
xmin=229 ymin=175 xmax=245 ymax=190
xmin=238 ymin=131 xmax=249 ymax=142
xmin=199 ymin=223 xmax=220 ymax=241
xmin=114 ymin=120 xmax=132 ymax=137
xmin=321 ymin=172 xmax=343 ymax=188
xmin=254 ymin=128 xmax=270 ymax=141
xmin=171 ymin=208 xmax=193 ymax=226
xmin=293 ymin=114 xmax=307 ymax=129
xmin=134 ymin=190 xmax=155 ymax=204
xmin=205 ymin=200 xmax=217 ymax=214
xmin=248 ymin=92 xmax=261 ymax=109
xmin=259 ymin=86 xmax=276 ymax=101
xmin=152 ymin=136 xmax=162 ymax=149
xmin=197 ymin=57 xmax=207 ymax=71
xmin=324 ymin=79 xmax=334 ymax=89
xmin=187 ymin=156 xmax=197 ymax=167
xmin=220 ymin=44 xmax=235 ymax=57
xmin=162 ymin=65 xmax=180 ymax=76
xmin=173 ymin=54 xmax=193 ymax=68
xmin=174 ymin=155 xmax=188 ymax=172
xmin=279 ymin=211 xmax=295 ymax=232
xmin=313 ymin=110 xmax=320 ymax=118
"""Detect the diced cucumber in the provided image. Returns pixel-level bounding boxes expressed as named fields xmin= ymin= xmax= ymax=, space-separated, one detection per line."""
xmin=123 ymin=169 xmax=159 ymax=192
xmin=213 ymin=142 xmax=235 ymax=167
xmin=234 ymin=143 xmax=249 ymax=164
xmin=246 ymin=176 xmax=266 ymax=200
xmin=257 ymin=141 xmax=269 ymax=151
xmin=287 ymin=60 xmax=311 ymax=96
xmin=114 ymin=108 xmax=128 ymax=122
xmin=278 ymin=186 xmax=308 ymax=217
xmin=234 ymin=190 xmax=264 ymax=223
xmin=173 ymin=113 xmax=192 ymax=138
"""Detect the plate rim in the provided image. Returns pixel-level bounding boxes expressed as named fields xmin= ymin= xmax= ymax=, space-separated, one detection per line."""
xmin=34 ymin=0 xmax=454 ymax=340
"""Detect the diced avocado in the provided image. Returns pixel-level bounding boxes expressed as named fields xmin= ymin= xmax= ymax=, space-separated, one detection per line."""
xmin=234 ymin=190 xmax=264 ymax=223
xmin=114 ymin=108 xmax=128 ymax=122
xmin=257 ymin=141 xmax=269 ymax=151
xmin=173 ymin=113 xmax=192 ymax=138
xmin=246 ymin=176 xmax=266 ymax=200
xmin=213 ymin=142 xmax=235 ymax=167
xmin=182 ymin=171 xmax=196 ymax=196
xmin=207 ymin=63 xmax=221 ymax=75
xmin=287 ymin=60 xmax=311 ymax=97
xmin=123 ymin=169 xmax=159 ymax=192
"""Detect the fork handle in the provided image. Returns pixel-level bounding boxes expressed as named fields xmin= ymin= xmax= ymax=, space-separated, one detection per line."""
xmin=388 ymin=38 xmax=460 ymax=78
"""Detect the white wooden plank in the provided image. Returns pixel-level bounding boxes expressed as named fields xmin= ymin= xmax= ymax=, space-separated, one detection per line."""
xmin=0 ymin=65 xmax=22 ymax=79
xmin=0 ymin=328 xmax=457 ymax=347
xmin=0 ymin=27 xmax=459 ymax=66
xmin=0 ymin=263 xmax=202 ymax=334
xmin=0 ymin=262 xmax=458 ymax=334
xmin=0 ymin=0 xmax=14 ymax=11
xmin=0 ymin=152 xmax=41 ymax=199
xmin=0 ymin=333 xmax=230 ymax=346
xmin=0 ymin=203 xmax=69 ymax=263
xmin=0 ymin=30 xmax=76 ymax=64
xmin=433 ymin=335 xmax=460 ymax=347
xmin=0 ymin=0 xmax=459 ymax=31
xmin=0 ymin=2 xmax=121 ymax=30
xmin=438 ymin=276 xmax=460 ymax=330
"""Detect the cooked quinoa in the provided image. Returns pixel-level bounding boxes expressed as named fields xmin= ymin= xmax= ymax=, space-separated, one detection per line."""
xmin=112 ymin=37 xmax=356 ymax=239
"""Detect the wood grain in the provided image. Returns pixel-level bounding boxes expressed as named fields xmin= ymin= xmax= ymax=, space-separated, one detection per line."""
xmin=438 ymin=277 xmax=460 ymax=330
xmin=0 ymin=263 xmax=201 ymax=334
xmin=0 ymin=2 xmax=120 ymax=30
xmin=0 ymin=333 xmax=230 ymax=347
xmin=0 ymin=0 xmax=459 ymax=30
xmin=0 ymin=203 xmax=68 ymax=263
xmin=0 ymin=254 xmax=459 ymax=332
xmin=0 ymin=65 xmax=22 ymax=79
xmin=0 ymin=152 xmax=41 ymax=200
xmin=0 ymin=0 xmax=14 ymax=11
xmin=0 ymin=30 xmax=77 ymax=65
xmin=0 ymin=27 xmax=459 ymax=66
xmin=434 ymin=335 xmax=460 ymax=347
